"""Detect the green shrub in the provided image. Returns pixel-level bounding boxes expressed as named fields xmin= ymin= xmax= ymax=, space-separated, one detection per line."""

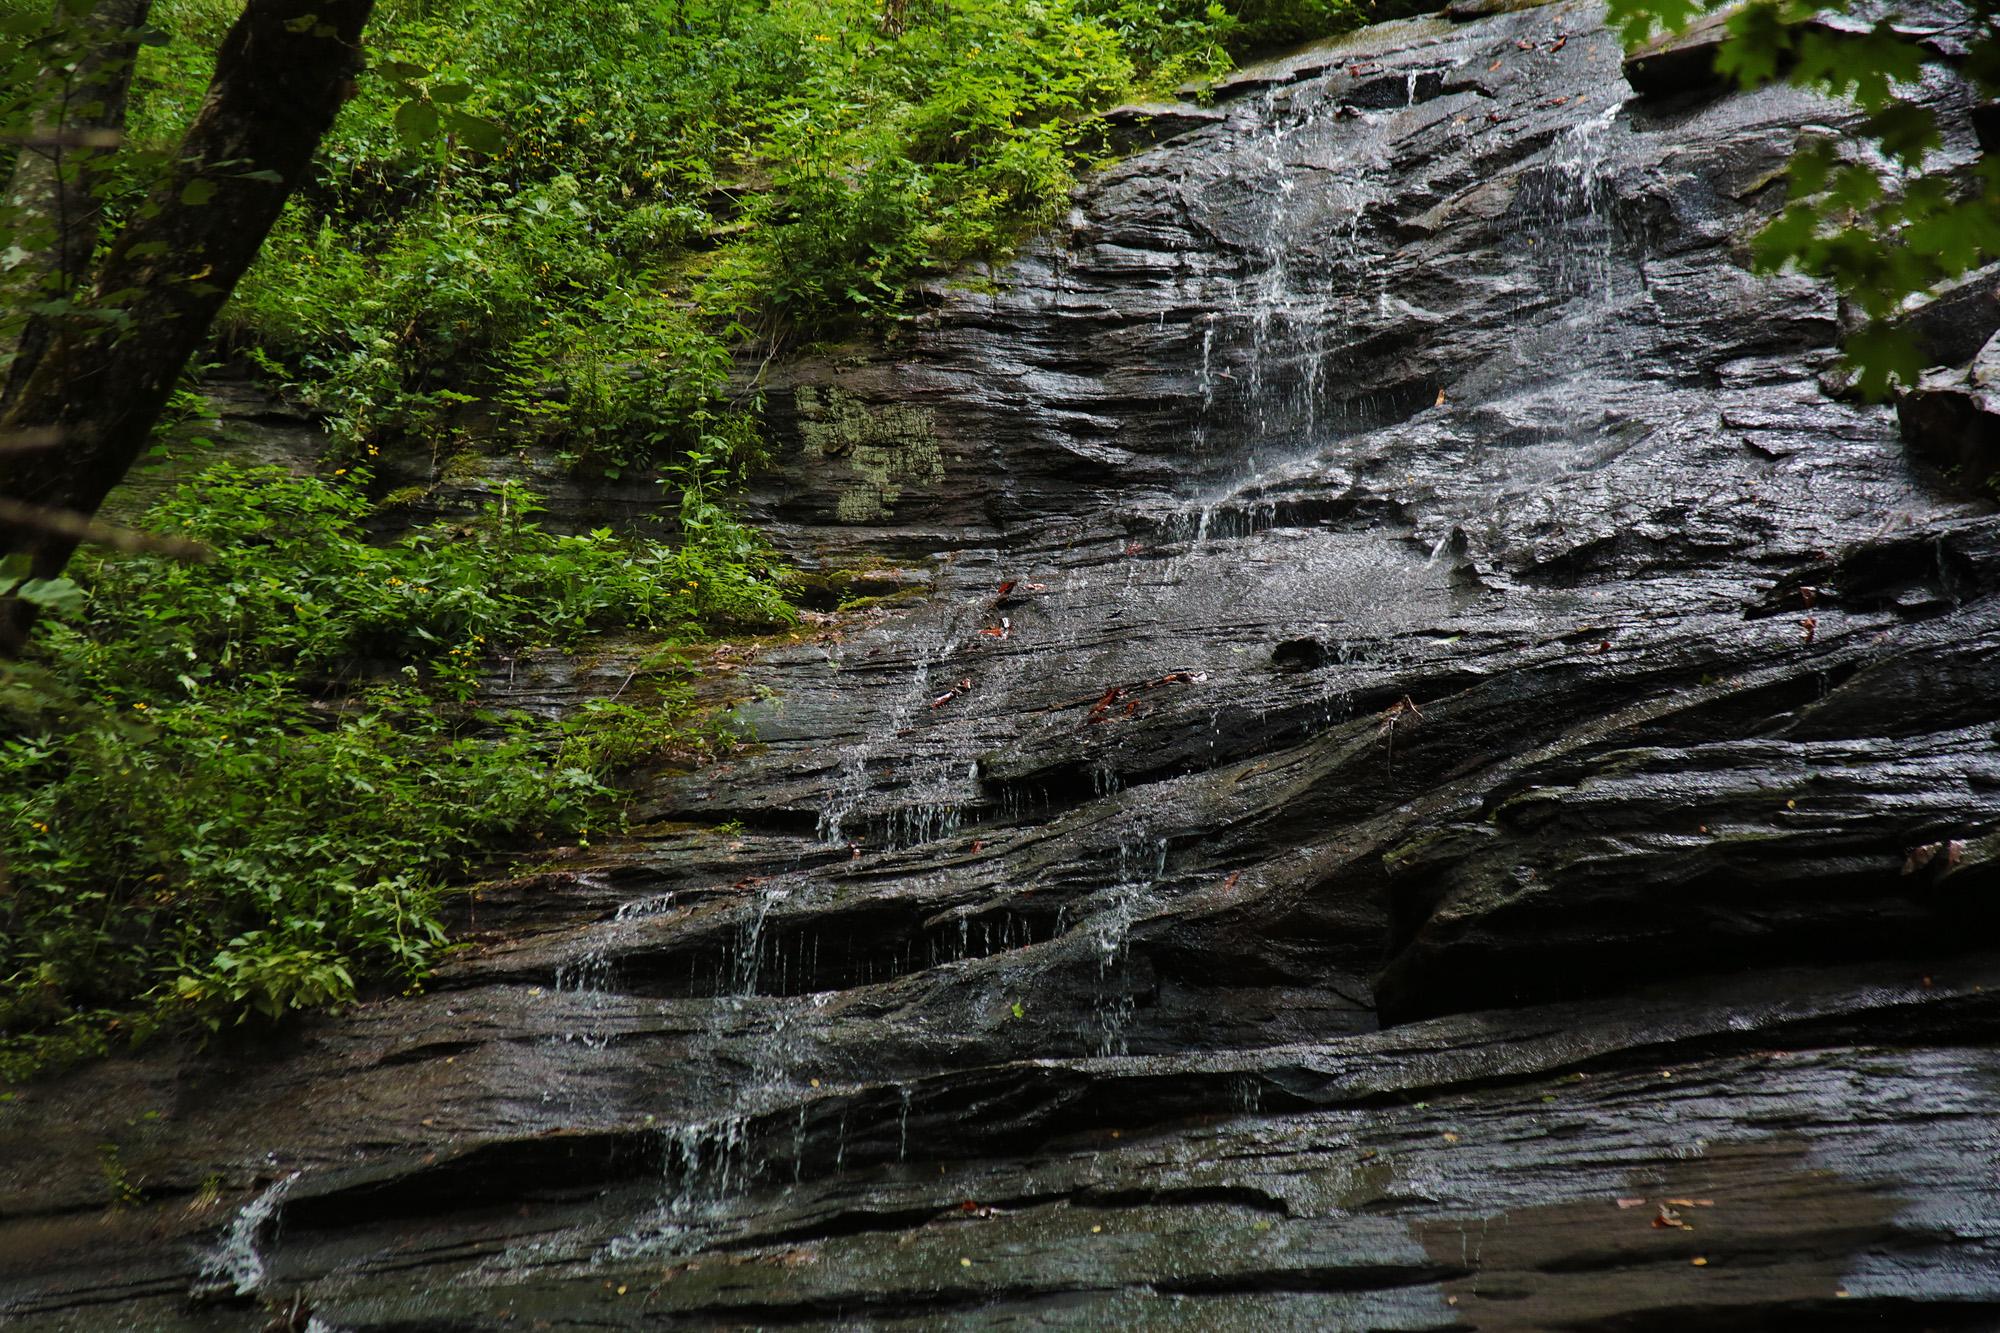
xmin=107 ymin=0 xmax=1365 ymax=478
xmin=0 ymin=465 xmax=794 ymax=1078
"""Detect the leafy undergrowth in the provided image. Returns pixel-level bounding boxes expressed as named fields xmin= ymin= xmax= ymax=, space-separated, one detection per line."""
xmin=0 ymin=465 xmax=795 ymax=1080
xmin=0 ymin=0 xmax=1380 ymax=1080
xmin=117 ymin=0 xmax=1367 ymax=475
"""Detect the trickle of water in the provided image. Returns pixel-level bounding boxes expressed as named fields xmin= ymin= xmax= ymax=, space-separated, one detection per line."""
xmin=605 ymin=1115 xmax=755 ymax=1259
xmin=874 ymin=758 xmax=981 ymax=851
xmin=1198 ymin=319 xmax=1219 ymax=411
xmin=614 ymin=891 xmax=676 ymax=921
xmin=816 ymin=609 xmax=982 ymax=849
xmin=550 ymin=881 xmax=674 ymax=1051
xmin=192 ymin=1171 xmax=299 ymax=1300
xmin=553 ymin=941 xmax=615 ymax=1050
xmin=816 ymin=745 xmax=872 ymax=847
xmin=732 ymin=879 xmax=791 ymax=996
xmin=1087 ymin=833 xmax=1170 ymax=1057
xmin=1520 ymin=102 xmax=1628 ymax=321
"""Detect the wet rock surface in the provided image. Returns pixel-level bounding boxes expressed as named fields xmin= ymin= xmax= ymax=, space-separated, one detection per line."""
xmin=1900 ymin=326 xmax=2000 ymax=498
xmin=6 ymin=1 xmax=2000 ymax=1326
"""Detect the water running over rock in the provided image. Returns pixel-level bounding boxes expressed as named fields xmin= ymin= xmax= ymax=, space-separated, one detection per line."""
xmin=6 ymin=1 xmax=2000 ymax=1326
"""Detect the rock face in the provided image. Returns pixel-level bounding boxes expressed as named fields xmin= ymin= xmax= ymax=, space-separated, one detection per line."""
xmin=1900 ymin=326 xmax=2000 ymax=498
xmin=7 ymin=1 xmax=2000 ymax=1327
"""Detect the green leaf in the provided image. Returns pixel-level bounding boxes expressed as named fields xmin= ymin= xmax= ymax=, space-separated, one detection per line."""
xmin=395 ymin=98 xmax=441 ymax=146
xmin=1863 ymin=102 xmax=1939 ymax=170
xmin=430 ymin=81 xmax=474 ymax=104
xmin=444 ymin=109 xmax=507 ymax=154
xmin=1844 ymin=322 xmax=1921 ymax=400
xmin=179 ymin=178 xmax=216 ymax=206
xmin=1716 ymin=1 xmax=1793 ymax=88
xmin=1903 ymin=195 xmax=2000 ymax=277
xmin=16 ymin=577 xmax=85 ymax=615
xmin=1787 ymin=138 xmax=1836 ymax=195
xmin=1749 ymin=203 xmax=1818 ymax=272
xmin=1827 ymin=163 xmax=1882 ymax=212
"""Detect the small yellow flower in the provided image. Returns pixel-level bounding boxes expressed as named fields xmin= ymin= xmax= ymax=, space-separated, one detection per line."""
xmin=333 ymin=468 xmax=348 ymax=476
xmin=132 ymin=702 xmax=148 ymax=711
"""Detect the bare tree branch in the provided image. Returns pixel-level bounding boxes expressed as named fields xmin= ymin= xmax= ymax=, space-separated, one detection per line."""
xmin=0 ymin=0 xmax=376 ymax=651
xmin=2 ymin=0 xmax=156 ymax=400
xmin=0 ymin=496 xmax=210 ymax=561
xmin=0 ymin=430 xmax=63 ymax=455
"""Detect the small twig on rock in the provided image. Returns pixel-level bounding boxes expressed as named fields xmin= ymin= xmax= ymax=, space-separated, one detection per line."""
xmin=1376 ymin=694 xmax=1425 ymax=773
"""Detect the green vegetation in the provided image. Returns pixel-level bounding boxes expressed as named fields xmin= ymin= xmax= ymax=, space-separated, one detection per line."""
xmin=3 ymin=0 xmax=1988 ymax=1076
xmin=0 ymin=0 xmax=1377 ymax=1074
xmin=0 ymin=463 xmax=793 ymax=1078
xmin=116 ymin=0 xmax=1364 ymax=473
xmin=1611 ymin=0 xmax=2000 ymax=396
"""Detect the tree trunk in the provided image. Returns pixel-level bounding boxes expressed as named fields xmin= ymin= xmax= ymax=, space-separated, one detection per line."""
xmin=1 ymin=0 xmax=156 ymax=403
xmin=0 ymin=0 xmax=375 ymax=650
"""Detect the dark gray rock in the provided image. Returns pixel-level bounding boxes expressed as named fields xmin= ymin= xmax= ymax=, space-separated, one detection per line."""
xmin=6 ymin=1 xmax=2000 ymax=1327
xmin=1446 ymin=0 xmax=1565 ymax=20
xmin=1622 ymin=1 xmax=1982 ymax=101
xmin=1899 ymin=328 xmax=2000 ymax=497
xmin=1896 ymin=262 xmax=2000 ymax=371
xmin=1100 ymin=101 xmax=1231 ymax=155
xmin=1622 ymin=7 xmax=1739 ymax=99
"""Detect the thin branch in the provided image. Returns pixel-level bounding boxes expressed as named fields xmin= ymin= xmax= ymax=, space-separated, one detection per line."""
xmin=5 ymin=128 xmax=125 ymax=150
xmin=0 ymin=429 xmax=64 ymax=455
xmin=0 ymin=496 xmax=211 ymax=561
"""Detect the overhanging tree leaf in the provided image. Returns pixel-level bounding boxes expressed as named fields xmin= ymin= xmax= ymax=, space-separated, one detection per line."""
xmin=1619 ymin=0 xmax=2000 ymax=395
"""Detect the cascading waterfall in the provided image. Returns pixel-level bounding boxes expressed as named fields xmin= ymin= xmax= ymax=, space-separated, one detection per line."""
xmin=816 ymin=605 xmax=984 ymax=851
xmin=508 ymin=21 xmax=1640 ymax=1297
